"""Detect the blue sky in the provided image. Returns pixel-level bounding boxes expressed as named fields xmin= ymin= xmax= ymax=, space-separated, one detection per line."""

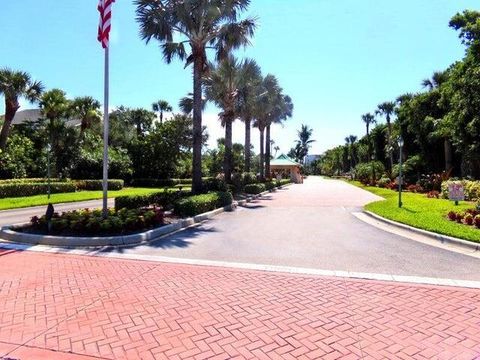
xmin=0 ymin=0 xmax=477 ymax=154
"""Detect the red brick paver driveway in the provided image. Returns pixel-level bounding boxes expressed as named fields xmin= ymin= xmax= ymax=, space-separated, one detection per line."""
xmin=1 ymin=250 xmax=479 ymax=360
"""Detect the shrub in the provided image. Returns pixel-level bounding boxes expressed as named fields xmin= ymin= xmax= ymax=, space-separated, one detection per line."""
xmin=426 ymin=190 xmax=440 ymax=199
xmin=354 ymin=161 xmax=385 ymax=185
xmin=407 ymin=184 xmax=424 ymax=193
xmin=202 ymin=177 xmax=228 ymax=192
xmin=441 ymin=180 xmax=480 ymax=201
xmin=74 ymin=179 xmax=124 ymax=191
xmin=131 ymin=178 xmax=179 ymax=187
xmin=276 ymin=179 xmax=291 ymax=187
xmin=115 ymin=190 xmax=188 ymax=211
xmin=244 ymin=183 xmax=266 ymax=195
xmin=0 ymin=178 xmax=68 ymax=184
xmin=377 ymin=176 xmax=391 ymax=188
xmin=0 ymin=182 xmax=76 ymax=199
xmin=456 ymin=212 xmax=465 ymax=223
xmin=27 ymin=207 xmax=165 ymax=236
xmin=465 ymin=213 xmax=474 ymax=226
xmin=173 ymin=191 xmax=233 ymax=217
xmin=475 ymin=215 xmax=480 ymax=228
xmin=447 ymin=211 xmax=457 ymax=221
xmin=264 ymin=181 xmax=276 ymax=191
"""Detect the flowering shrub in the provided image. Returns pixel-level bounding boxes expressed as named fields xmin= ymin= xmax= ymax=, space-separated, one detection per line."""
xmin=465 ymin=214 xmax=474 ymax=225
xmin=475 ymin=215 xmax=480 ymax=229
xmin=426 ymin=190 xmax=440 ymax=199
xmin=447 ymin=211 xmax=457 ymax=221
xmin=406 ymin=184 xmax=424 ymax=193
xmin=28 ymin=207 xmax=165 ymax=236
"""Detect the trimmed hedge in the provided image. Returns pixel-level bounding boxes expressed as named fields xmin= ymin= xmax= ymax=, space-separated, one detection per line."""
xmin=131 ymin=178 xmax=211 ymax=188
xmin=264 ymin=181 xmax=276 ymax=191
xmin=74 ymin=179 xmax=124 ymax=191
xmin=0 ymin=182 xmax=77 ymax=199
xmin=0 ymin=178 xmax=68 ymax=184
xmin=276 ymin=179 xmax=291 ymax=187
xmin=115 ymin=190 xmax=190 ymax=211
xmin=244 ymin=183 xmax=266 ymax=195
xmin=173 ymin=191 xmax=233 ymax=217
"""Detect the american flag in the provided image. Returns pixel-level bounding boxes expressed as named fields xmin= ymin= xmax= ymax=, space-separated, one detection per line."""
xmin=97 ymin=0 xmax=115 ymax=48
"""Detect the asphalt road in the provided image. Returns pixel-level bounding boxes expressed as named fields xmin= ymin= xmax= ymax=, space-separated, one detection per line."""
xmin=96 ymin=176 xmax=480 ymax=281
xmin=0 ymin=199 xmax=114 ymax=226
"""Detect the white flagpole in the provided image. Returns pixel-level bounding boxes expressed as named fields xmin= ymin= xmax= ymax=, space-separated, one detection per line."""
xmin=102 ymin=45 xmax=109 ymax=218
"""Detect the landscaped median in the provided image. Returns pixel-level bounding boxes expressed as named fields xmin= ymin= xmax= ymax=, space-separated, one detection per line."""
xmin=350 ymin=181 xmax=480 ymax=243
xmin=0 ymin=179 xmax=293 ymax=247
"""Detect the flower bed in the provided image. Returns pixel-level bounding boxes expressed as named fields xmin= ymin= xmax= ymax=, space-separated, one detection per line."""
xmin=447 ymin=209 xmax=480 ymax=229
xmin=22 ymin=207 xmax=169 ymax=236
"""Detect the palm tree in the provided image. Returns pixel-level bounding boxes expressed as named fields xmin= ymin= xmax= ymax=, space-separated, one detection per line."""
xmin=273 ymin=145 xmax=280 ymax=158
xmin=0 ymin=68 xmax=44 ymax=150
xmin=135 ymin=0 xmax=257 ymax=193
xmin=204 ymin=55 xmax=242 ymax=183
xmin=253 ymin=75 xmax=280 ymax=180
xmin=421 ymin=71 xmax=448 ymax=90
xmin=178 ymin=93 xmax=206 ymax=115
xmin=348 ymin=135 xmax=357 ymax=168
xmin=237 ymin=59 xmax=262 ymax=173
xmin=376 ymin=101 xmax=396 ymax=170
xmin=296 ymin=124 xmax=315 ymax=164
xmin=361 ymin=112 xmax=376 ymax=160
xmin=152 ymin=99 xmax=172 ymax=124
xmin=265 ymin=94 xmax=293 ymax=177
xmin=70 ymin=96 xmax=101 ymax=136
xmin=39 ymin=89 xmax=71 ymax=175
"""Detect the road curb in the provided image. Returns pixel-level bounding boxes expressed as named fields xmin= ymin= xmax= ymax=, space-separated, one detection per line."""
xmin=363 ymin=210 xmax=480 ymax=252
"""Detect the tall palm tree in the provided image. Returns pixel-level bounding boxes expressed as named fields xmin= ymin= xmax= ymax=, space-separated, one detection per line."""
xmin=265 ymin=94 xmax=293 ymax=177
xmin=135 ymin=0 xmax=256 ymax=193
xmin=253 ymin=75 xmax=280 ymax=180
xmin=0 ymin=68 xmax=44 ymax=150
xmin=361 ymin=112 xmax=376 ymax=160
xmin=273 ymin=145 xmax=280 ymax=158
xmin=152 ymin=99 xmax=172 ymax=124
xmin=376 ymin=101 xmax=396 ymax=170
xmin=204 ymin=55 xmax=242 ymax=183
xmin=348 ymin=135 xmax=357 ymax=168
xmin=70 ymin=96 xmax=101 ymax=136
xmin=236 ymin=59 xmax=262 ymax=173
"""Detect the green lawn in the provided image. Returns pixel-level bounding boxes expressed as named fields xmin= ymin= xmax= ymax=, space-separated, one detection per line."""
xmin=0 ymin=187 xmax=185 ymax=211
xmin=350 ymin=181 xmax=480 ymax=243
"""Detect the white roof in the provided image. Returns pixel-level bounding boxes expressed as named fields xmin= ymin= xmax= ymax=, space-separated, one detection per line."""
xmin=1 ymin=109 xmax=81 ymax=127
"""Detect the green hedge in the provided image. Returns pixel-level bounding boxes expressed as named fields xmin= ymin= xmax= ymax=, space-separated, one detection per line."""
xmin=0 ymin=182 xmax=77 ymax=199
xmin=244 ymin=183 xmax=266 ymax=195
xmin=264 ymin=181 xmax=276 ymax=191
xmin=115 ymin=190 xmax=189 ymax=211
xmin=131 ymin=178 xmax=211 ymax=188
xmin=276 ymin=179 xmax=291 ymax=187
xmin=74 ymin=179 xmax=124 ymax=191
xmin=173 ymin=191 xmax=233 ymax=217
xmin=0 ymin=178 xmax=68 ymax=184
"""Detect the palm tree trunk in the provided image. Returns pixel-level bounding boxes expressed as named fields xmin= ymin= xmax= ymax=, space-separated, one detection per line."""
xmin=265 ymin=125 xmax=271 ymax=179
xmin=0 ymin=101 xmax=17 ymax=151
xmin=160 ymin=111 xmax=163 ymax=124
xmin=224 ymin=117 xmax=233 ymax=183
xmin=387 ymin=118 xmax=393 ymax=171
xmin=444 ymin=138 xmax=452 ymax=171
xmin=192 ymin=56 xmax=203 ymax=194
xmin=244 ymin=117 xmax=251 ymax=173
xmin=259 ymin=127 xmax=265 ymax=181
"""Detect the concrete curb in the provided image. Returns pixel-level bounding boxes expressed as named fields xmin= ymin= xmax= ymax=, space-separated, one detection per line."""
xmin=363 ymin=210 xmax=480 ymax=252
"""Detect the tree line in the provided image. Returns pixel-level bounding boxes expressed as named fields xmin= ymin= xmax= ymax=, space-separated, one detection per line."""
xmin=0 ymin=0 xmax=295 ymax=191
xmin=318 ymin=10 xmax=480 ymax=183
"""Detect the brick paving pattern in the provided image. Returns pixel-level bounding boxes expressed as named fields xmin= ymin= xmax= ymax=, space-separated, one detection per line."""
xmin=0 ymin=250 xmax=479 ymax=359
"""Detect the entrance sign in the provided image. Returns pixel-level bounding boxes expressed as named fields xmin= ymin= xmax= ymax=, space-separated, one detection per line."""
xmin=448 ymin=182 xmax=464 ymax=202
